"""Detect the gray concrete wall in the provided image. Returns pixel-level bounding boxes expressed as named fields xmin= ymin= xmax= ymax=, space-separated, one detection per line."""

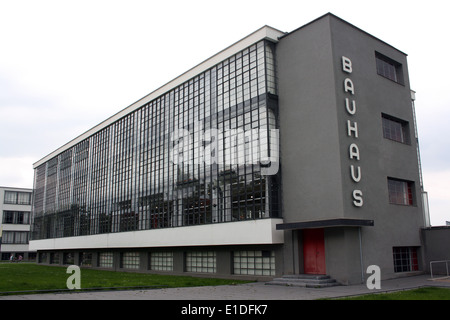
xmin=328 ymin=15 xmax=424 ymax=281
xmin=421 ymin=227 xmax=450 ymax=274
xmin=325 ymin=227 xmax=363 ymax=285
xmin=277 ymin=14 xmax=425 ymax=284
xmin=277 ymin=15 xmax=345 ymax=224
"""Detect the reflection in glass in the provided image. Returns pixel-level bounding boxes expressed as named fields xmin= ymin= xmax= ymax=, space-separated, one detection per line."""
xmin=31 ymin=41 xmax=280 ymax=240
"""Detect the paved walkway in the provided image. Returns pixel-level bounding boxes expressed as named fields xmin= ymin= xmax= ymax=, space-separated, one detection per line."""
xmin=1 ymin=274 xmax=449 ymax=300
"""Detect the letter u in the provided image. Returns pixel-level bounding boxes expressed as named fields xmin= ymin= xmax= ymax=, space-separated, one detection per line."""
xmin=350 ymin=165 xmax=361 ymax=182
xmin=345 ymin=98 xmax=356 ymax=115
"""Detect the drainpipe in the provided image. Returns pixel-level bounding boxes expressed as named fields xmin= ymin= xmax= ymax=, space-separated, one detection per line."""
xmin=359 ymin=227 xmax=364 ymax=284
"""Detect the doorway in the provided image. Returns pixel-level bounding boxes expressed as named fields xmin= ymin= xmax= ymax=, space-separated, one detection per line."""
xmin=303 ymin=228 xmax=326 ymax=274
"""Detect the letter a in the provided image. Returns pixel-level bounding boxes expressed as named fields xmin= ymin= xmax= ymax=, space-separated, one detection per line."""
xmin=344 ymin=78 xmax=355 ymax=95
xmin=66 ymin=265 xmax=81 ymax=290
xmin=366 ymin=265 xmax=381 ymax=290
xmin=349 ymin=143 xmax=360 ymax=160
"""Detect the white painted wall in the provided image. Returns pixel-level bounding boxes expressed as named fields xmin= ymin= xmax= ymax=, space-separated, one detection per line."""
xmin=29 ymin=218 xmax=284 ymax=251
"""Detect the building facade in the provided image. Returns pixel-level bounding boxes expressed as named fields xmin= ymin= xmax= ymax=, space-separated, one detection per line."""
xmin=30 ymin=14 xmax=427 ymax=284
xmin=0 ymin=186 xmax=35 ymax=261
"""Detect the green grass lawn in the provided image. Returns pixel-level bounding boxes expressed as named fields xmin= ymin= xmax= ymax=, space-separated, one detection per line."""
xmin=0 ymin=263 xmax=250 ymax=295
xmin=339 ymin=287 xmax=450 ymax=300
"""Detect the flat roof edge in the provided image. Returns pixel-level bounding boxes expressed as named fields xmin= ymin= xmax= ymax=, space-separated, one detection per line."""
xmin=33 ymin=26 xmax=286 ymax=168
xmin=0 ymin=186 xmax=33 ymax=191
xmin=276 ymin=218 xmax=375 ymax=230
xmin=280 ymin=12 xmax=407 ymax=56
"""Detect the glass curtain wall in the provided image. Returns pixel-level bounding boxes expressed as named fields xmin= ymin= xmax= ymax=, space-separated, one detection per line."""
xmin=32 ymin=40 xmax=280 ymax=240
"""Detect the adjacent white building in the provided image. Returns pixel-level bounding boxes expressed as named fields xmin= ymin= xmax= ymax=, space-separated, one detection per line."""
xmin=0 ymin=186 xmax=35 ymax=261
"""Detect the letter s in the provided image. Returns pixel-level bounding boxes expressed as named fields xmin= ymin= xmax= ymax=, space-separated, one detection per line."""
xmin=352 ymin=190 xmax=363 ymax=207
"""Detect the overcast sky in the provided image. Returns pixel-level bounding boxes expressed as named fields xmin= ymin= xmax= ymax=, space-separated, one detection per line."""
xmin=0 ymin=0 xmax=449 ymax=226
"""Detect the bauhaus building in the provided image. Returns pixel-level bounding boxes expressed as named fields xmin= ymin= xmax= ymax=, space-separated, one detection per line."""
xmin=30 ymin=13 xmax=428 ymax=285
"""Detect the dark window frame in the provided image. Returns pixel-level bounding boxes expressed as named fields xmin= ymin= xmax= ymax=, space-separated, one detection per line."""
xmin=387 ymin=177 xmax=415 ymax=206
xmin=376 ymin=52 xmax=404 ymax=85
xmin=382 ymin=113 xmax=410 ymax=145
xmin=1 ymin=231 xmax=29 ymax=244
xmin=3 ymin=191 xmax=32 ymax=205
xmin=393 ymin=247 xmax=419 ymax=272
xmin=2 ymin=211 xmax=30 ymax=224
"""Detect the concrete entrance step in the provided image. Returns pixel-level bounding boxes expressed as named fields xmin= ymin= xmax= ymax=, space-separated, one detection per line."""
xmin=265 ymin=274 xmax=340 ymax=288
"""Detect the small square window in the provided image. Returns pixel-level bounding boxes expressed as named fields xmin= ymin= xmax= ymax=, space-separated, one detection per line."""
xmin=121 ymin=252 xmax=140 ymax=269
xmin=4 ymin=191 xmax=17 ymax=204
xmin=2 ymin=211 xmax=14 ymax=224
xmin=382 ymin=114 xmax=410 ymax=144
xmin=376 ymin=52 xmax=404 ymax=85
xmin=393 ymin=247 xmax=419 ymax=272
xmin=388 ymin=178 xmax=414 ymax=206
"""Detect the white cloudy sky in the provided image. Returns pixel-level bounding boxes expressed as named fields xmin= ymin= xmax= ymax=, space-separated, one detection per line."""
xmin=0 ymin=0 xmax=449 ymax=226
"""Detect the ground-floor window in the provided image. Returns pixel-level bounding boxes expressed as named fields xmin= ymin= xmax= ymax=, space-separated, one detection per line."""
xmin=79 ymin=252 xmax=92 ymax=267
xmin=99 ymin=252 xmax=114 ymax=268
xmin=185 ymin=251 xmax=216 ymax=273
xmin=150 ymin=252 xmax=173 ymax=271
xmin=63 ymin=252 xmax=74 ymax=265
xmin=233 ymin=250 xmax=275 ymax=276
xmin=39 ymin=252 xmax=48 ymax=263
xmin=121 ymin=252 xmax=140 ymax=269
xmin=393 ymin=247 xmax=419 ymax=272
xmin=50 ymin=252 xmax=60 ymax=264
xmin=1 ymin=253 xmax=11 ymax=261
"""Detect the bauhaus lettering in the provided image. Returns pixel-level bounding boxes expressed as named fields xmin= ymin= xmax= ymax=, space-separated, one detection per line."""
xmin=342 ymin=56 xmax=364 ymax=207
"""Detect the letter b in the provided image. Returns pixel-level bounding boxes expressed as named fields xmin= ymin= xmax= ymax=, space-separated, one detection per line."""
xmin=66 ymin=265 xmax=81 ymax=290
xmin=342 ymin=56 xmax=352 ymax=73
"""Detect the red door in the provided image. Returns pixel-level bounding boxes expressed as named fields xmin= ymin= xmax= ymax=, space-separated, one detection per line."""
xmin=303 ymin=228 xmax=326 ymax=274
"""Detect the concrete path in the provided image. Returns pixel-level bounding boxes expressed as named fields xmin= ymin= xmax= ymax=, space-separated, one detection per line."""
xmin=1 ymin=274 xmax=449 ymax=300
